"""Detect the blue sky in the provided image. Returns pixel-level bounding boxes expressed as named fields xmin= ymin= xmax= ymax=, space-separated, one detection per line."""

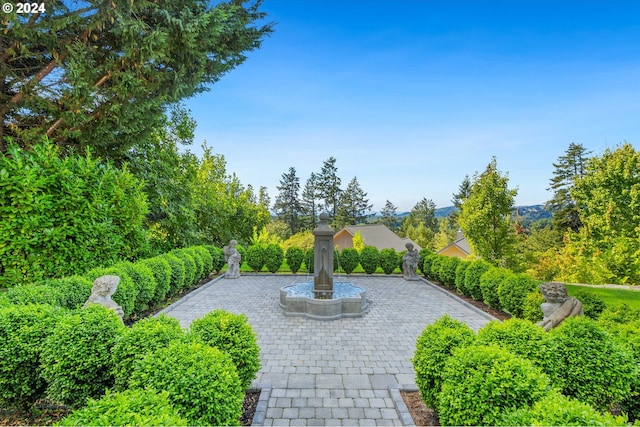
xmin=184 ymin=1 xmax=640 ymax=212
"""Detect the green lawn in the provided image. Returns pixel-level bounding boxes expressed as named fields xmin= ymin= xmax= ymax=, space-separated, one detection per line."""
xmin=566 ymin=284 xmax=640 ymax=311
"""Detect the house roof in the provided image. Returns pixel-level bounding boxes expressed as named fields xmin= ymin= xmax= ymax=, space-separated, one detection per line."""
xmin=338 ymin=224 xmax=422 ymax=252
xmin=437 ymin=230 xmax=471 ymax=256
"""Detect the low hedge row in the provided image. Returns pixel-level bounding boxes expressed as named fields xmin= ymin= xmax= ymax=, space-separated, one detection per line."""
xmin=0 ymin=304 xmax=260 ymax=425
xmin=412 ymin=314 xmax=638 ymax=426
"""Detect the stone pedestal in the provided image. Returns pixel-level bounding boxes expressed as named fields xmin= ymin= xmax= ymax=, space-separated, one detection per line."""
xmin=313 ymin=213 xmax=334 ymax=298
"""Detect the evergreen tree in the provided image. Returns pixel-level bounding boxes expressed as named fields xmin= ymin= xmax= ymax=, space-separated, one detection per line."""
xmin=299 ymin=172 xmax=322 ymax=230
xmin=336 ymin=177 xmax=372 ymax=227
xmin=379 ymin=200 xmax=399 ymax=231
xmin=273 ymin=167 xmax=301 ymax=235
xmin=401 ymin=198 xmax=439 ymax=246
xmin=318 ymin=157 xmax=342 ymax=221
xmin=458 ymin=157 xmax=518 ymax=267
xmin=449 ymin=175 xmax=471 ymax=227
xmin=545 ymin=142 xmax=591 ymax=232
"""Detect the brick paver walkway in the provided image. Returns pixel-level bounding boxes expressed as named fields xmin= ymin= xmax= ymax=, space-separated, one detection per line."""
xmin=160 ymin=275 xmax=495 ymax=426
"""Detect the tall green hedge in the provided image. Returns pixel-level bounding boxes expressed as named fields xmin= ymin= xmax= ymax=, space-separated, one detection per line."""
xmin=339 ymin=248 xmax=360 ymax=274
xmin=264 ymin=243 xmax=284 ymax=273
xmin=379 ymin=248 xmax=398 ymax=274
xmin=245 ymin=245 xmax=266 ymax=272
xmin=285 ymin=247 xmax=304 ymax=273
xmin=360 ymin=246 xmax=380 ymax=274
xmin=0 ymin=141 xmax=148 ymax=288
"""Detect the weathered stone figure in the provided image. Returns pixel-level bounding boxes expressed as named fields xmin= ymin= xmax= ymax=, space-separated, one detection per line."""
xmin=403 ymin=242 xmax=420 ymax=281
xmin=537 ymin=281 xmax=583 ymax=331
xmin=83 ymin=275 xmax=124 ymax=320
xmin=223 ymin=239 xmax=241 ymax=279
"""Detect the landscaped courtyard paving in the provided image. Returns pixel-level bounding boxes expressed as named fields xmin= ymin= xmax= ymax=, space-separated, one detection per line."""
xmin=161 ymin=275 xmax=496 ymax=426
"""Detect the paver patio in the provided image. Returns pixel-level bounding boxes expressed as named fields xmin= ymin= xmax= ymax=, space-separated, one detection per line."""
xmin=160 ymin=274 xmax=496 ymax=426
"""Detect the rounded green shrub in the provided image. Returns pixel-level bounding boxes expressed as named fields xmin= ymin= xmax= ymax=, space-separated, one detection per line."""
xmin=0 ymin=304 xmax=65 ymax=411
xmin=498 ymin=273 xmax=538 ymax=317
xmin=339 ymin=248 xmax=360 ymax=274
xmin=521 ymin=289 xmax=544 ymax=322
xmin=182 ymin=248 xmax=204 ymax=282
xmin=139 ymin=257 xmax=171 ymax=307
xmin=598 ymin=303 xmax=640 ymax=326
xmin=205 ymin=245 xmax=226 ymax=273
xmin=420 ymin=253 xmax=435 ymax=277
xmin=41 ymin=305 xmax=126 ymax=408
xmin=572 ymin=290 xmax=606 ymax=319
xmin=550 ymin=316 xmax=636 ymax=410
xmin=58 ymin=388 xmax=189 ymax=426
xmin=245 ymin=245 xmax=266 ymax=272
xmin=169 ymin=250 xmax=196 ymax=288
xmin=428 ymin=255 xmax=443 ymax=281
xmin=161 ymin=253 xmax=186 ymax=297
xmin=498 ymin=391 xmax=629 ymax=427
xmin=285 ymin=246 xmax=305 ymax=273
xmin=85 ymin=267 xmax=137 ymax=318
xmin=379 ymin=248 xmax=398 ymax=274
xmin=189 ymin=309 xmax=261 ymax=390
xmin=116 ymin=261 xmax=156 ymax=315
xmin=438 ymin=256 xmax=460 ymax=288
xmin=359 ymin=246 xmax=380 ymax=274
xmin=1 ymin=284 xmax=63 ymax=306
xmin=607 ymin=320 xmax=640 ymax=422
xmin=129 ymin=341 xmax=243 ymax=426
xmin=479 ymin=267 xmax=509 ymax=310
xmin=193 ymin=246 xmax=214 ymax=278
xmin=437 ymin=344 xmax=549 ymax=426
xmin=111 ymin=315 xmax=184 ymax=391
xmin=412 ymin=314 xmax=476 ymax=410
xmin=303 ymin=248 xmax=314 ymax=273
xmin=454 ymin=261 xmax=470 ymax=293
xmin=264 ymin=243 xmax=284 ymax=273
xmin=47 ymin=275 xmax=92 ymax=309
xmin=463 ymin=260 xmax=491 ymax=300
xmin=418 ymin=249 xmax=433 ymax=276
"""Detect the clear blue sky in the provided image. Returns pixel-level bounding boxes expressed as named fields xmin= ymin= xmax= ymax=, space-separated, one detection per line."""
xmin=184 ymin=1 xmax=640 ymax=213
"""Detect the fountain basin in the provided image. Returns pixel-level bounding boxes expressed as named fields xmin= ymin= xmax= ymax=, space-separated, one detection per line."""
xmin=279 ymin=281 xmax=368 ymax=320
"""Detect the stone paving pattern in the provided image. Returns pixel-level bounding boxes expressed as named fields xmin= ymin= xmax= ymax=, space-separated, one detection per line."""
xmin=161 ymin=275 xmax=495 ymax=426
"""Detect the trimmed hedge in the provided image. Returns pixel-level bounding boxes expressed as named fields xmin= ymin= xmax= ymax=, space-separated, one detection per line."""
xmin=303 ymin=248 xmax=314 ymax=273
xmin=521 ymin=290 xmax=544 ymax=323
xmin=193 ymin=246 xmax=214 ymax=279
xmin=479 ymin=267 xmax=509 ymax=310
xmin=463 ymin=260 xmax=491 ymax=300
xmin=437 ymin=344 xmax=549 ymax=427
xmin=115 ymin=261 xmax=156 ymax=314
xmin=139 ymin=257 xmax=172 ymax=307
xmin=169 ymin=250 xmax=196 ymax=289
xmin=264 ymin=243 xmax=284 ymax=273
xmin=339 ymin=248 xmax=360 ymax=274
xmin=428 ymin=255 xmax=443 ymax=281
xmin=160 ymin=253 xmax=186 ymax=297
xmin=48 ymin=276 xmax=93 ymax=309
xmin=438 ymin=256 xmax=460 ymax=288
xmin=360 ymin=246 xmax=380 ymax=274
xmin=245 ymin=245 xmax=266 ymax=272
xmin=498 ymin=273 xmax=538 ymax=317
xmin=41 ymin=305 xmax=125 ymax=408
xmin=412 ymin=314 xmax=476 ymax=410
xmin=0 ymin=284 xmax=63 ymax=307
xmin=454 ymin=261 xmax=470 ymax=293
xmin=0 ymin=304 xmax=65 ymax=411
xmin=129 ymin=341 xmax=243 ymax=426
xmin=379 ymin=248 xmax=398 ymax=274
xmin=84 ymin=267 xmax=137 ymax=318
xmin=190 ymin=309 xmax=261 ymax=390
xmin=285 ymin=246 xmax=304 ymax=273
xmin=58 ymin=389 xmax=188 ymax=426
xmin=204 ymin=245 xmax=226 ymax=273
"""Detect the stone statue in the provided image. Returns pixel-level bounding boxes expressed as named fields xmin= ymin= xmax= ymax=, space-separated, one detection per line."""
xmin=402 ymin=242 xmax=420 ymax=281
xmin=83 ymin=275 xmax=124 ymax=320
xmin=536 ymin=282 xmax=583 ymax=331
xmin=223 ymin=239 xmax=241 ymax=279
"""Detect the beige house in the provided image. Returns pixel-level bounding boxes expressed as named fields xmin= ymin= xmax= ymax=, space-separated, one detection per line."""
xmin=437 ymin=230 xmax=471 ymax=259
xmin=334 ymin=224 xmax=422 ymax=252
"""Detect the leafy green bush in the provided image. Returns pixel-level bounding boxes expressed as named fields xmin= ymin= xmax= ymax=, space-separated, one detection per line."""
xmin=339 ymin=248 xmax=360 ymax=274
xmin=498 ymin=273 xmax=539 ymax=317
xmin=47 ymin=276 xmax=93 ymax=309
xmin=479 ymin=267 xmax=509 ymax=310
xmin=58 ymin=389 xmax=189 ymax=426
xmin=0 ymin=141 xmax=148 ymax=288
xmin=189 ymin=309 xmax=261 ymax=390
xmin=169 ymin=250 xmax=196 ymax=288
xmin=437 ymin=344 xmax=549 ymax=426
xmin=111 ymin=315 xmax=184 ymax=391
xmin=463 ymin=260 xmax=491 ymax=300
xmin=550 ymin=316 xmax=636 ymax=410
xmin=193 ymin=246 xmax=214 ymax=278
xmin=41 ymin=305 xmax=126 ymax=408
xmin=418 ymin=249 xmax=433 ymax=276
xmin=359 ymin=246 xmax=380 ymax=274
xmin=160 ymin=253 xmax=186 ymax=297
xmin=303 ymin=248 xmax=314 ymax=273
xmin=454 ymin=261 xmax=470 ymax=293
xmin=412 ymin=314 xmax=476 ymax=410
xmin=572 ymin=290 xmax=607 ymax=319
xmin=264 ymin=243 xmax=284 ymax=273
xmin=245 ymin=245 xmax=266 ymax=272
xmin=606 ymin=320 xmax=640 ymax=422
xmin=129 ymin=341 xmax=243 ymax=426
xmin=115 ymin=261 xmax=156 ymax=314
xmin=0 ymin=304 xmax=65 ymax=411
xmin=138 ymin=257 xmax=172 ymax=307
xmin=182 ymin=248 xmax=204 ymax=282
xmin=498 ymin=391 xmax=628 ymax=427
xmin=428 ymin=255 xmax=443 ymax=281
xmin=521 ymin=289 xmax=544 ymax=322
xmin=204 ymin=245 xmax=226 ymax=273
xmin=420 ymin=253 xmax=435 ymax=277
xmin=1 ymin=284 xmax=63 ymax=306
xmin=285 ymin=246 xmax=304 ymax=273
xmin=379 ymin=248 xmax=398 ymax=274
xmin=598 ymin=303 xmax=640 ymax=326
xmin=85 ymin=267 xmax=137 ymax=318
xmin=438 ymin=256 xmax=460 ymax=288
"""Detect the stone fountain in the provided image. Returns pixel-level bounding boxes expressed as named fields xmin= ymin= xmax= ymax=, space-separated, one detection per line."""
xmin=279 ymin=213 xmax=368 ymax=320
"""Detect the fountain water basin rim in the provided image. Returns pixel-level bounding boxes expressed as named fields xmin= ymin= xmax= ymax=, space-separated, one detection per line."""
xmin=279 ymin=281 xmax=369 ymax=320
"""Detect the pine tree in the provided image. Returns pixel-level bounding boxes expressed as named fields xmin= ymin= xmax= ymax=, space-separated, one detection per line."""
xmin=273 ymin=167 xmax=301 ymax=234
xmin=299 ymin=172 xmax=322 ymax=230
xmin=318 ymin=157 xmax=342 ymax=221
xmin=545 ymin=142 xmax=591 ymax=232
xmin=449 ymin=175 xmax=471 ymax=227
xmin=379 ymin=200 xmax=399 ymax=231
xmin=336 ymin=177 xmax=372 ymax=227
